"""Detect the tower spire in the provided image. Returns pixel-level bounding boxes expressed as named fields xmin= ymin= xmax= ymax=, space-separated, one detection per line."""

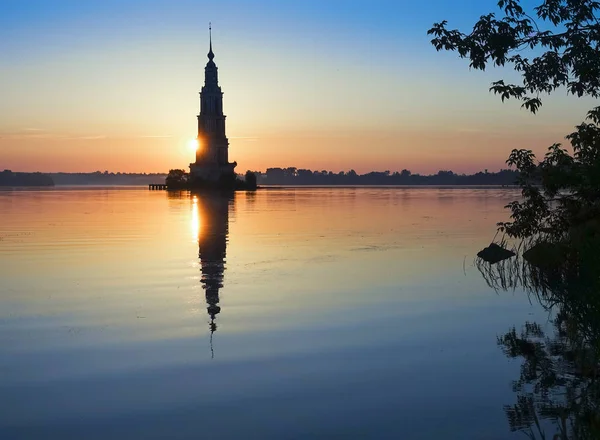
xmin=208 ymin=22 xmax=214 ymax=61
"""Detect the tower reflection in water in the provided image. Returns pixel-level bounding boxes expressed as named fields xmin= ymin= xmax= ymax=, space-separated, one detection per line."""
xmin=192 ymin=192 xmax=233 ymax=358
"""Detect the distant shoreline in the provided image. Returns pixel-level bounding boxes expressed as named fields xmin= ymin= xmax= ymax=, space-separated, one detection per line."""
xmin=0 ymin=171 xmax=54 ymax=187
xmin=2 ymin=184 xmax=521 ymax=191
xmin=2 ymin=168 xmax=521 ymax=187
xmin=258 ymin=184 xmax=520 ymax=189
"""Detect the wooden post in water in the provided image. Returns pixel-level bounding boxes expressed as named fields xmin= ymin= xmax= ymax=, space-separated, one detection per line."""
xmin=148 ymin=184 xmax=167 ymax=190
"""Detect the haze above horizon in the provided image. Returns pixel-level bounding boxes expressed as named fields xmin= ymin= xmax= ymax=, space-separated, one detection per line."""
xmin=0 ymin=0 xmax=594 ymax=174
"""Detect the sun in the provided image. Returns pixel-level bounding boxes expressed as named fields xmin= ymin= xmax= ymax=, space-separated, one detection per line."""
xmin=188 ymin=138 xmax=199 ymax=152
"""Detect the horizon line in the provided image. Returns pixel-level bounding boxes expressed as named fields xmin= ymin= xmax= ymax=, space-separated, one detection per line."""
xmin=4 ymin=166 xmax=516 ymax=176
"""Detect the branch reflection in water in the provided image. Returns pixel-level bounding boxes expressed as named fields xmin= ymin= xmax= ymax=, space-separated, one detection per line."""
xmin=477 ymin=242 xmax=600 ymax=440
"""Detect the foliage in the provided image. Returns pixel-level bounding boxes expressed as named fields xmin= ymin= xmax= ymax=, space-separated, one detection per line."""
xmin=49 ymin=172 xmax=166 ymax=185
xmin=0 ymin=170 xmax=54 ymax=187
xmin=428 ymin=0 xmax=600 ymax=243
xmin=500 ymin=109 xmax=600 ymax=241
xmin=244 ymin=170 xmax=257 ymax=189
xmin=453 ymin=3 xmax=600 ymax=434
xmin=259 ymin=167 xmax=519 ymax=185
xmin=165 ymin=169 xmax=188 ymax=188
xmin=428 ymin=0 xmax=600 ymax=113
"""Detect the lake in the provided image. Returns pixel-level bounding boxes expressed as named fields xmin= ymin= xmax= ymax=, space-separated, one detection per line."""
xmin=0 ymin=187 xmax=555 ymax=439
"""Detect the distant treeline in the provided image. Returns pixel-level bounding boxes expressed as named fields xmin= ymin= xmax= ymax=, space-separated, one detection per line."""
xmin=0 ymin=170 xmax=54 ymax=186
xmin=48 ymin=171 xmax=167 ymax=185
xmin=3 ymin=168 xmax=520 ymax=187
xmin=251 ymin=168 xmax=520 ymax=186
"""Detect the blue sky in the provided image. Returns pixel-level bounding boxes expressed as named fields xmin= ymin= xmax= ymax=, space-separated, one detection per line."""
xmin=0 ymin=0 xmax=593 ymax=173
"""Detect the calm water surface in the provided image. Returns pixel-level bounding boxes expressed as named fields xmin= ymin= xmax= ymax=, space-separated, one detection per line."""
xmin=0 ymin=187 xmax=551 ymax=439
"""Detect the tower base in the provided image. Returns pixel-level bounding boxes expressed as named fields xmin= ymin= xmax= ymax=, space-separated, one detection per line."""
xmin=186 ymin=161 xmax=250 ymax=190
xmin=189 ymin=162 xmax=237 ymax=183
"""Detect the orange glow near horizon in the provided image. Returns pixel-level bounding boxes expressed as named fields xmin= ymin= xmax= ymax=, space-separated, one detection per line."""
xmin=0 ymin=122 xmax=585 ymax=175
xmin=1 ymin=3 xmax=596 ymax=176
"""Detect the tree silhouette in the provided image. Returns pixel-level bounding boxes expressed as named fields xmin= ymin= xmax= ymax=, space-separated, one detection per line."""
xmin=244 ymin=170 xmax=257 ymax=189
xmin=429 ymin=0 xmax=600 ymax=243
xmin=257 ymin=167 xmax=519 ymax=185
xmin=165 ymin=169 xmax=188 ymax=188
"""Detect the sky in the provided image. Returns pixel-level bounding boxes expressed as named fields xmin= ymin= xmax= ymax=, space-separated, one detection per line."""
xmin=0 ymin=0 xmax=596 ymax=174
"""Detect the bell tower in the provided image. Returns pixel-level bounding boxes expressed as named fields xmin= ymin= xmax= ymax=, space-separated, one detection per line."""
xmin=190 ymin=24 xmax=237 ymax=182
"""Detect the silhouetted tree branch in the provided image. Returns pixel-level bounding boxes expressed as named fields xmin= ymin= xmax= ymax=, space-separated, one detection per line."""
xmin=429 ymin=1 xmax=600 ymax=243
xmin=428 ymin=0 xmax=600 ymax=113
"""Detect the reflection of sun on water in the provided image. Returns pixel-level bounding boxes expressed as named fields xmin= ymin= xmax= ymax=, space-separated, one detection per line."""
xmin=191 ymin=196 xmax=201 ymax=240
xmin=188 ymin=138 xmax=199 ymax=152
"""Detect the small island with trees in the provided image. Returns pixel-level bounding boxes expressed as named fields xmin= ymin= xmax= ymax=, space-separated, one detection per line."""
xmin=165 ymin=169 xmax=257 ymax=191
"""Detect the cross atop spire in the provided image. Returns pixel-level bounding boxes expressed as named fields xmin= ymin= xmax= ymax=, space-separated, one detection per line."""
xmin=208 ymin=22 xmax=214 ymax=61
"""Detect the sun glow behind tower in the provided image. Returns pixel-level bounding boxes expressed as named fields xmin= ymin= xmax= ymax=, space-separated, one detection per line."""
xmin=188 ymin=139 xmax=199 ymax=152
